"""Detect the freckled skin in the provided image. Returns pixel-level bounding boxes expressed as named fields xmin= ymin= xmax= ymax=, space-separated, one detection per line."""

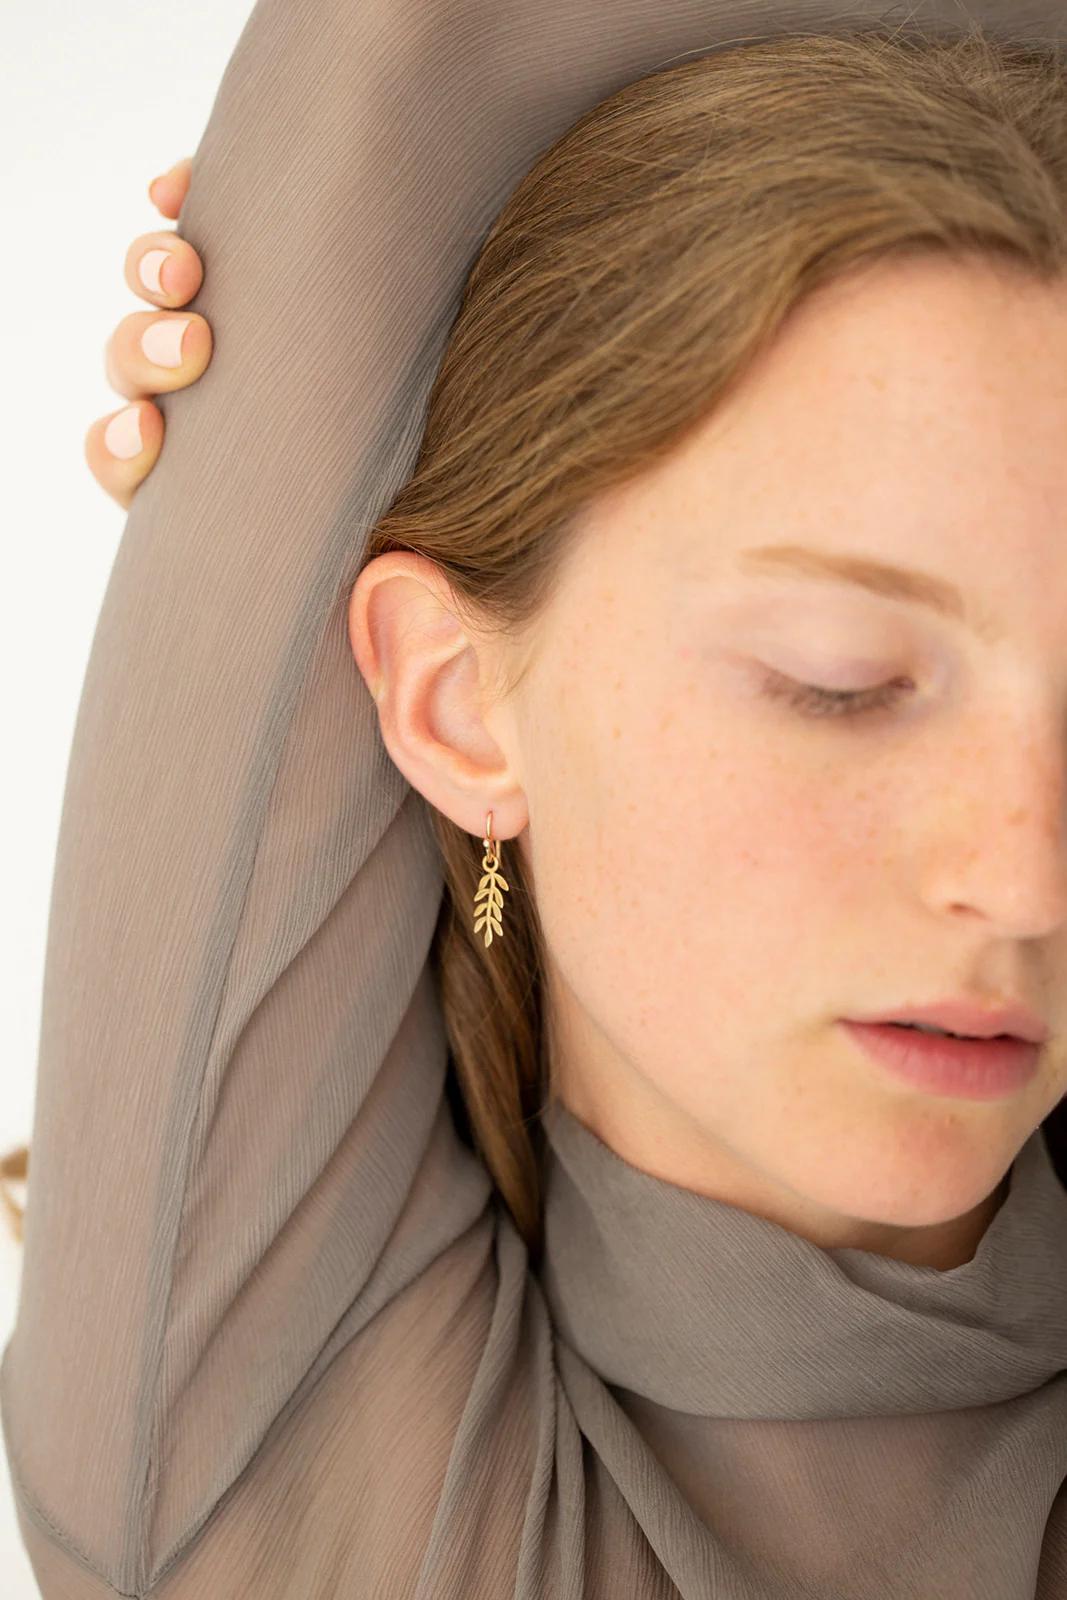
xmin=350 ymin=253 xmax=1067 ymax=1269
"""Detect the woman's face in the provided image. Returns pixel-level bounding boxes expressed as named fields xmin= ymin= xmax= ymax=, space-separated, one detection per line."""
xmin=506 ymin=251 xmax=1067 ymax=1266
xmin=352 ymin=252 xmax=1067 ymax=1268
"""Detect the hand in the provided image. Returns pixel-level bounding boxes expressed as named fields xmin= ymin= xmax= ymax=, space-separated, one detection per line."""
xmin=85 ymin=158 xmax=212 ymax=508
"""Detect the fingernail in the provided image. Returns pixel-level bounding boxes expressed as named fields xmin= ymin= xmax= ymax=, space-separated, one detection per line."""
xmin=104 ymin=406 xmax=144 ymax=460
xmin=138 ymin=248 xmax=171 ymax=295
xmin=141 ymin=317 xmax=191 ymax=368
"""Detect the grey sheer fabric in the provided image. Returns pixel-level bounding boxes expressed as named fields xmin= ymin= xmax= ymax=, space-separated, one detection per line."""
xmin=2 ymin=1 xmax=1067 ymax=1596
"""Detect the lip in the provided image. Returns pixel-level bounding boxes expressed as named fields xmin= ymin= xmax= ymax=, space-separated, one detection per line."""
xmin=841 ymin=1020 xmax=1041 ymax=1101
xmin=848 ymin=997 xmax=1048 ymax=1045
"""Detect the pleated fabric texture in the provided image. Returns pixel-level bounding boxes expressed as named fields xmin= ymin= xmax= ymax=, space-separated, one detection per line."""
xmin=2 ymin=1 xmax=1067 ymax=1596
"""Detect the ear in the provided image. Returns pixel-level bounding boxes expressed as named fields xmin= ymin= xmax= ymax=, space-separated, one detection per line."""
xmin=347 ymin=551 xmax=528 ymax=842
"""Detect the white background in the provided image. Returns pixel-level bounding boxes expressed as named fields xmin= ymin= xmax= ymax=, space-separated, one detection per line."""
xmin=0 ymin=2 xmax=254 ymax=1588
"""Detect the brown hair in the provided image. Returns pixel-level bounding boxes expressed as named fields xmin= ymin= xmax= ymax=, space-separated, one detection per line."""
xmin=5 ymin=21 xmax=1067 ymax=1264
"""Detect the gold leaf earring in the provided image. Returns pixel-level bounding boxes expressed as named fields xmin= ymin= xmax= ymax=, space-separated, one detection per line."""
xmin=473 ymin=810 xmax=509 ymax=949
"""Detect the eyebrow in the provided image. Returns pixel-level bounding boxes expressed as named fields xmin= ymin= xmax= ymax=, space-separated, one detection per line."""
xmin=735 ymin=543 xmax=999 ymax=641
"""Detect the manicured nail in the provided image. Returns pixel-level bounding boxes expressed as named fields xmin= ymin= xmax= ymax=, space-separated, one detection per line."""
xmin=141 ymin=317 xmax=191 ymax=368
xmin=104 ymin=406 xmax=144 ymax=460
xmin=138 ymin=249 xmax=171 ymax=295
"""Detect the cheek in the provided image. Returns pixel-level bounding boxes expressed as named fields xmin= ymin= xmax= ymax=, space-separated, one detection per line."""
xmin=531 ymin=677 xmax=895 ymax=1047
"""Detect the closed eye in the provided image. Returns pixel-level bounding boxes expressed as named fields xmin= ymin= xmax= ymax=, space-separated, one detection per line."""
xmin=756 ymin=668 xmax=916 ymax=720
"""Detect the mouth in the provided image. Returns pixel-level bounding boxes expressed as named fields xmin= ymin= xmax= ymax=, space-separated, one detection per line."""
xmin=848 ymin=999 xmax=1049 ymax=1047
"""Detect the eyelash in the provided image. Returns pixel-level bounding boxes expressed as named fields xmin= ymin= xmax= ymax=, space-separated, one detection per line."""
xmin=757 ymin=669 xmax=916 ymax=720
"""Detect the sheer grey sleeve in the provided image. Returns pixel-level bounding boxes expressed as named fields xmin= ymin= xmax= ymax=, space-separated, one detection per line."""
xmin=0 ymin=0 xmax=521 ymax=1589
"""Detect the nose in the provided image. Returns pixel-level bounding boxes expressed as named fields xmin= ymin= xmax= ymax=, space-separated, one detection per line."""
xmin=923 ymin=737 xmax=1067 ymax=940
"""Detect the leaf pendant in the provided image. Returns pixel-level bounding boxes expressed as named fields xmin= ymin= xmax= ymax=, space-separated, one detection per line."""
xmin=473 ymin=848 xmax=509 ymax=948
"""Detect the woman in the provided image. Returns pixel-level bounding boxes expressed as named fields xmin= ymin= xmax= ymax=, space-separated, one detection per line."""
xmin=2 ymin=5 xmax=1067 ymax=1596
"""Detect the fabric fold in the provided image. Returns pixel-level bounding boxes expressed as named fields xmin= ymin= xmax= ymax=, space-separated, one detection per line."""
xmin=539 ymin=1103 xmax=1067 ymax=1418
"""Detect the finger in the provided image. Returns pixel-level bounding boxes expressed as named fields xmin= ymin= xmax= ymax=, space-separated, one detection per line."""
xmin=124 ymin=231 xmax=204 ymax=309
xmin=104 ymin=310 xmax=213 ymax=401
xmin=84 ymin=401 xmax=165 ymax=510
xmin=147 ymin=157 xmax=193 ymax=220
